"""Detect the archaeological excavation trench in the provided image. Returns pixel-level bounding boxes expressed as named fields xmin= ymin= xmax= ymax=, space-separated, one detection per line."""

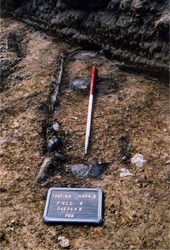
xmin=0 ymin=1 xmax=169 ymax=249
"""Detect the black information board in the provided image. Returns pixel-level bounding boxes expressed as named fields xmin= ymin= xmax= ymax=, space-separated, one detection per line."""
xmin=43 ymin=187 xmax=103 ymax=224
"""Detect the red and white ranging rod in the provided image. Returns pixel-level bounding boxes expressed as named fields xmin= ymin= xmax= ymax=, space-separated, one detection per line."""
xmin=85 ymin=65 xmax=97 ymax=154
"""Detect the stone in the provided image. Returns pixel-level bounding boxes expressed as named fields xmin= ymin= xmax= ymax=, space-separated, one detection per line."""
xmin=70 ymin=163 xmax=107 ymax=179
xmin=70 ymin=78 xmax=90 ymax=92
xmin=120 ymin=168 xmax=133 ymax=177
xmin=47 ymin=137 xmax=60 ymax=152
xmin=71 ymin=164 xmax=90 ymax=179
xmin=131 ymin=153 xmax=146 ymax=168
xmin=58 ymin=236 xmax=70 ymax=248
xmin=88 ymin=164 xmax=106 ymax=177
xmin=52 ymin=122 xmax=60 ymax=132
xmin=36 ymin=157 xmax=52 ymax=182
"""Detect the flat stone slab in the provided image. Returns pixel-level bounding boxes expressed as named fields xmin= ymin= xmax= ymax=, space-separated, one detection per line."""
xmin=70 ymin=78 xmax=90 ymax=92
xmin=43 ymin=187 xmax=103 ymax=224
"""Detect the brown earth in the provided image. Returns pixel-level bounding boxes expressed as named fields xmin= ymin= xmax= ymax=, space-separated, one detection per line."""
xmin=0 ymin=18 xmax=169 ymax=250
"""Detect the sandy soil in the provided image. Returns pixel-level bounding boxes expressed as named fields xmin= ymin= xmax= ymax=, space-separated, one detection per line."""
xmin=0 ymin=18 xmax=169 ymax=250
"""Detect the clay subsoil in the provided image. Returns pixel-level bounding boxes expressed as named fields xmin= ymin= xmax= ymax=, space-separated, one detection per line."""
xmin=0 ymin=18 xmax=169 ymax=250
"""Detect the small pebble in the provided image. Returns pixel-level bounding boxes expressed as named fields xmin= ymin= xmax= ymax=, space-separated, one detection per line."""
xmin=58 ymin=236 xmax=70 ymax=248
xmin=120 ymin=168 xmax=133 ymax=177
xmin=131 ymin=153 xmax=146 ymax=167
xmin=11 ymin=219 xmax=15 ymax=224
xmin=52 ymin=122 xmax=60 ymax=132
xmin=47 ymin=137 xmax=60 ymax=152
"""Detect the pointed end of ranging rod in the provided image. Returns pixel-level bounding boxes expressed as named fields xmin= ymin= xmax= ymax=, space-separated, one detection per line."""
xmin=85 ymin=142 xmax=88 ymax=155
xmin=84 ymin=147 xmax=87 ymax=155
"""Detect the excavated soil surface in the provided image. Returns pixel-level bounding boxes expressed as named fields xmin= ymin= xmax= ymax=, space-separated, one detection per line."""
xmin=0 ymin=18 xmax=169 ymax=250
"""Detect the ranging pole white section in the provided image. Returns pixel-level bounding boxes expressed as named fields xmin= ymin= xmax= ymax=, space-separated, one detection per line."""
xmin=85 ymin=65 xmax=96 ymax=154
xmin=85 ymin=94 xmax=94 ymax=154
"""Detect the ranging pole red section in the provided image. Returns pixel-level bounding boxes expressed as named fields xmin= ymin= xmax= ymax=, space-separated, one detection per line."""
xmin=90 ymin=66 xmax=97 ymax=95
